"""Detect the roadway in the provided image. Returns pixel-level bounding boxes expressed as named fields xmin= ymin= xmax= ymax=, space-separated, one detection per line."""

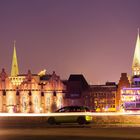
xmin=0 ymin=123 xmax=140 ymax=140
xmin=0 ymin=112 xmax=140 ymax=140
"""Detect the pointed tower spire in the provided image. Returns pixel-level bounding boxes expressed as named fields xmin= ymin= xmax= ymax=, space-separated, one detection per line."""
xmin=132 ymin=29 xmax=140 ymax=76
xmin=11 ymin=40 xmax=19 ymax=77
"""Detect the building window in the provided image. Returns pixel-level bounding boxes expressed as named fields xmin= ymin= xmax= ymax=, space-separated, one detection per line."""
xmin=46 ymin=97 xmax=50 ymax=107
xmin=53 ymin=91 xmax=56 ymax=96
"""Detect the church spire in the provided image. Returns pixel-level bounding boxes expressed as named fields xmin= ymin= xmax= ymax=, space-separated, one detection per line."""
xmin=11 ymin=40 xmax=19 ymax=77
xmin=132 ymin=29 xmax=140 ymax=76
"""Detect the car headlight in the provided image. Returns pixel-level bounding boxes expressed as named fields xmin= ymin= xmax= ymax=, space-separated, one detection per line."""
xmin=85 ymin=115 xmax=92 ymax=121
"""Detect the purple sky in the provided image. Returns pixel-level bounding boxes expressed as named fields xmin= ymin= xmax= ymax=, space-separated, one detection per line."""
xmin=0 ymin=0 xmax=140 ymax=84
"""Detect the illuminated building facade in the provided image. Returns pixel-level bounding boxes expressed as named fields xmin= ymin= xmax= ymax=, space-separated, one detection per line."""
xmin=0 ymin=43 xmax=65 ymax=113
xmin=117 ymin=73 xmax=130 ymax=111
xmin=0 ymin=69 xmax=66 ymax=113
xmin=0 ymin=69 xmax=65 ymax=113
xmin=121 ymin=87 xmax=140 ymax=110
xmin=90 ymin=82 xmax=117 ymax=112
xmin=120 ymin=30 xmax=140 ymax=111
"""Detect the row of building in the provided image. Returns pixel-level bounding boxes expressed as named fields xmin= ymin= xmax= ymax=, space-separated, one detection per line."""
xmin=1 ymin=31 xmax=140 ymax=113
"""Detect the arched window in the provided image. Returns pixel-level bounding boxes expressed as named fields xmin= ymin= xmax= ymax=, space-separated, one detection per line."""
xmin=22 ymin=96 xmax=26 ymax=112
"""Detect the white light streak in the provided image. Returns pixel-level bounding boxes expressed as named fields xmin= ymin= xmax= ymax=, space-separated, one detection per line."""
xmin=0 ymin=112 xmax=140 ymax=117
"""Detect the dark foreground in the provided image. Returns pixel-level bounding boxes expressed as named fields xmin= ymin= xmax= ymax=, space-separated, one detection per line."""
xmin=0 ymin=116 xmax=140 ymax=140
xmin=0 ymin=135 xmax=139 ymax=140
xmin=1 ymin=126 xmax=140 ymax=140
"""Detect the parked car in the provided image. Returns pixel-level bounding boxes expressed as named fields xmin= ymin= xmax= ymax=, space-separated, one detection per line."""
xmin=47 ymin=106 xmax=92 ymax=125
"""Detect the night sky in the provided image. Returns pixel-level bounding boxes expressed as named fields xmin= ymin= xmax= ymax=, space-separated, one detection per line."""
xmin=0 ymin=0 xmax=140 ymax=84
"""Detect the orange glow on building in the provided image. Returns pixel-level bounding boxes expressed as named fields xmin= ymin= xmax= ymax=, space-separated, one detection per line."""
xmin=0 ymin=69 xmax=66 ymax=113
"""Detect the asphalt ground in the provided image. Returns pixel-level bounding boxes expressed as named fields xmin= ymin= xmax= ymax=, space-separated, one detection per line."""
xmin=0 ymin=121 xmax=140 ymax=140
xmin=0 ymin=117 xmax=140 ymax=140
xmin=0 ymin=127 xmax=140 ymax=140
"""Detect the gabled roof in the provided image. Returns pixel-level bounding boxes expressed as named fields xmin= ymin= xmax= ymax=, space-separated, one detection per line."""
xmin=68 ymin=74 xmax=89 ymax=90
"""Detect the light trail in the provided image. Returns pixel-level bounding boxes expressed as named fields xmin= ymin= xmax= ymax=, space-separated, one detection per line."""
xmin=0 ymin=112 xmax=90 ymax=117
xmin=0 ymin=112 xmax=140 ymax=117
xmin=90 ymin=112 xmax=140 ymax=116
